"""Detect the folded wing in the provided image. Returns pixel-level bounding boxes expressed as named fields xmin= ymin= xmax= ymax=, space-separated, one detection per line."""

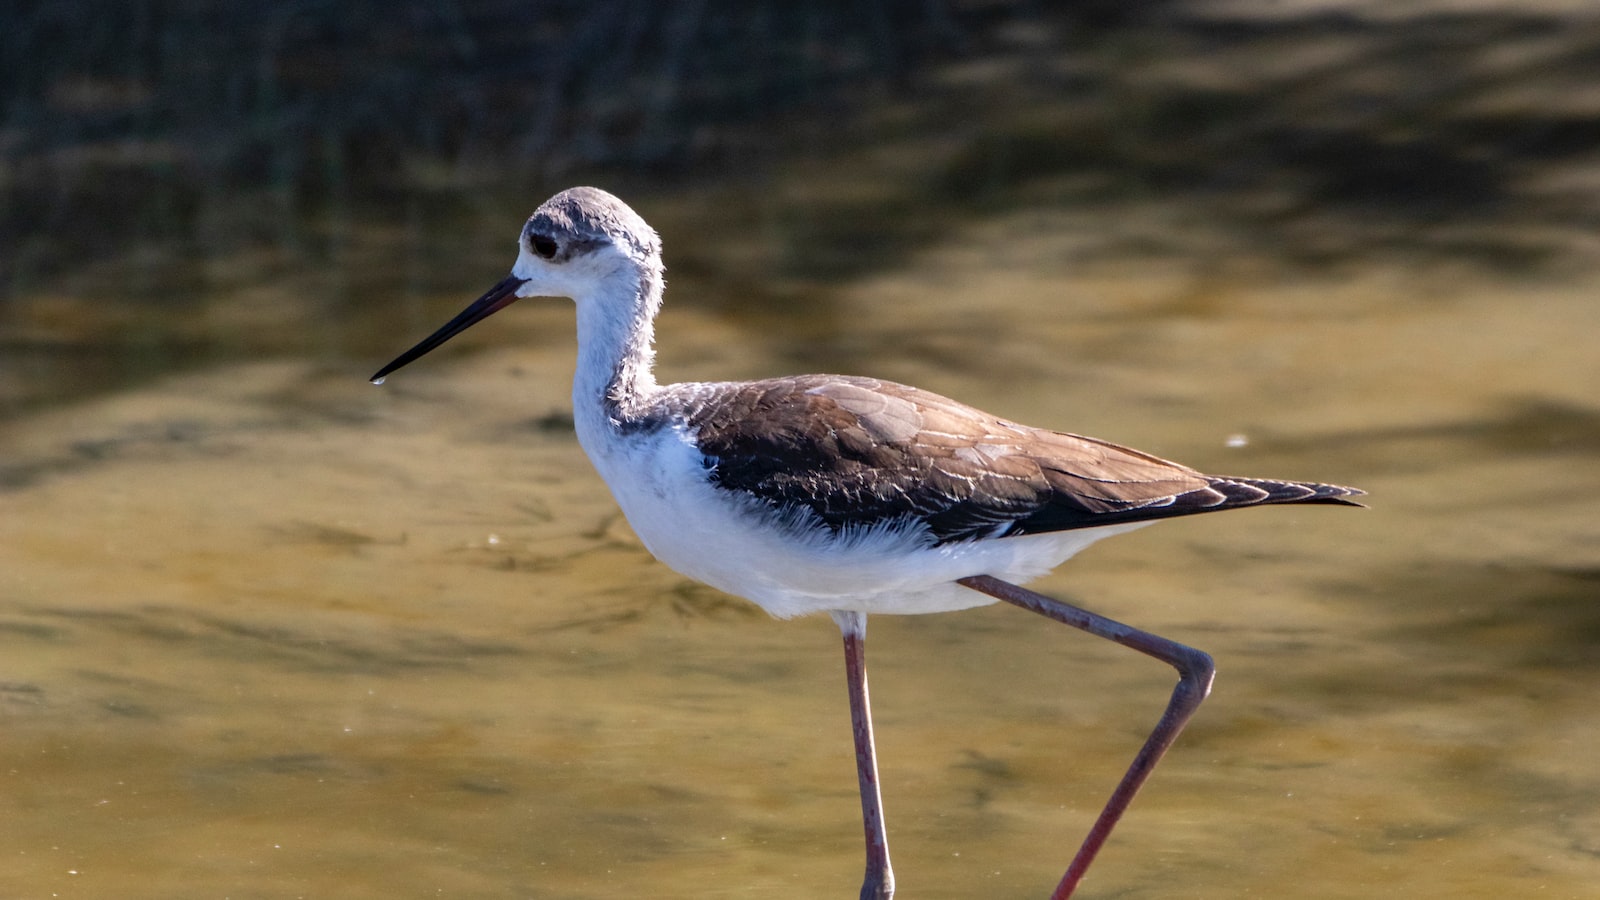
xmin=675 ymin=375 xmax=1362 ymax=545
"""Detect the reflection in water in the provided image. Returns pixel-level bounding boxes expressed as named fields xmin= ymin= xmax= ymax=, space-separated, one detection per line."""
xmin=4 ymin=3 xmax=1600 ymax=898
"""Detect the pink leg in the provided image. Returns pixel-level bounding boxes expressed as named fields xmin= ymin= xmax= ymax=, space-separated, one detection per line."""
xmin=956 ymin=575 xmax=1215 ymax=899
xmin=830 ymin=610 xmax=894 ymax=900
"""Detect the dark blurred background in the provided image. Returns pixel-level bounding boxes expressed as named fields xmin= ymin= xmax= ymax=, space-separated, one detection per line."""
xmin=4 ymin=0 xmax=1600 ymax=415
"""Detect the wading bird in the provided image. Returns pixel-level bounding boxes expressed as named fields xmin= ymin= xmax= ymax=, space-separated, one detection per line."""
xmin=372 ymin=186 xmax=1362 ymax=899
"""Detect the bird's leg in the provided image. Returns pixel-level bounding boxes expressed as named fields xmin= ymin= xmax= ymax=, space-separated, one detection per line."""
xmin=956 ymin=575 xmax=1215 ymax=900
xmin=830 ymin=610 xmax=894 ymax=900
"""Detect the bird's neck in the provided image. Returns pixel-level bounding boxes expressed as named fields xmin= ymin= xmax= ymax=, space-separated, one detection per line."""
xmin=571 ymin=262 xmax=664 ymax=439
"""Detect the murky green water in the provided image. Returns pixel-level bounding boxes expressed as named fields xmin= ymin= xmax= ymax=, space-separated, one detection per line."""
xmin=4 ymin=191 xmax=1598 ymax=898
xmin=7 ymin=4 xmax=1600 ymax=895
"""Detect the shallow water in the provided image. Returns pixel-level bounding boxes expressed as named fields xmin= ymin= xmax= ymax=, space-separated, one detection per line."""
xmin=3 ymin=186 xmax=1599 ymax=900
xmin=8 ymin=5 xmax=1600 ymax=890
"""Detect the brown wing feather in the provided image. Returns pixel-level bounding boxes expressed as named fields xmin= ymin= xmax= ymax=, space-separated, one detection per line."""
xmin=674 ymin=375 xmax=1361 ymax=544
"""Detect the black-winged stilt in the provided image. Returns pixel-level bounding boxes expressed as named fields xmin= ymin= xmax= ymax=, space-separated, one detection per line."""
xmin=372 ymin=186 xmax=1362 ymax=899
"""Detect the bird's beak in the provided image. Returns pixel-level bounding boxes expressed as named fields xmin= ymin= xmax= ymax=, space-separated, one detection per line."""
xmin=370 ymin=274 xmax=529 ymax=383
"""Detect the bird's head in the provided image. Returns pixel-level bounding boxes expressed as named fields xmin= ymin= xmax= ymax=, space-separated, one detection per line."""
xmin=371 ymin=186 xmax=660 ymax=383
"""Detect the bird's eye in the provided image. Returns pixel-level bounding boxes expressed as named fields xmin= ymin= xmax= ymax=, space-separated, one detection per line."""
xmin=530 ymin=234 xmax=559 ymax=260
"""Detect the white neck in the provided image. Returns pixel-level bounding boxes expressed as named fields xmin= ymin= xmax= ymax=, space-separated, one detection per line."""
xmin=570 ymin=259 xmax=665 ymax=449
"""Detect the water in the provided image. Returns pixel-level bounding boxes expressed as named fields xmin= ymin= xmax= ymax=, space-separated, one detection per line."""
xmin=3 ymin=192 xmax=1597 ymax=898
xmin=6 ymin=6 xmax=1600 ymax=895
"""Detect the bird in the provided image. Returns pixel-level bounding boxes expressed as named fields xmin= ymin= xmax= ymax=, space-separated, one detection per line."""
xmin=371 ymin=186 xmax=1363 ymax=900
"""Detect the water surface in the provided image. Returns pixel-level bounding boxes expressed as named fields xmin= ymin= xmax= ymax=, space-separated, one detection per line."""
xmin=5 ymin=4 xmax=1600 ymax=896
xmin=3 ymin=202 xmax=1597 ymax=898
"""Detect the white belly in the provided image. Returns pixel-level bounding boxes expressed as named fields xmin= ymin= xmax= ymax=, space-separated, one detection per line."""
xmin=581 ymin=423 xmax=1147 ymax=620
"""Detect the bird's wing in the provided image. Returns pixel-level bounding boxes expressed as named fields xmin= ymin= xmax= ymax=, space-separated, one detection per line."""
xmin=674 ymin=375 xmax=1360 ymax=544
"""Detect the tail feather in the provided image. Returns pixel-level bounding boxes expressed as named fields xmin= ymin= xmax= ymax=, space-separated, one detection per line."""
xmin=1205 ymin=477 xmax=1367 ymax=509
xmin=1005 ymin=475 xmax=1364 ymax=537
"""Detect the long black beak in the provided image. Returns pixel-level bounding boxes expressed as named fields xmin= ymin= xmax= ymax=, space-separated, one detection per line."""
xmin=370 ymin=274 xmax=528 ymax=383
